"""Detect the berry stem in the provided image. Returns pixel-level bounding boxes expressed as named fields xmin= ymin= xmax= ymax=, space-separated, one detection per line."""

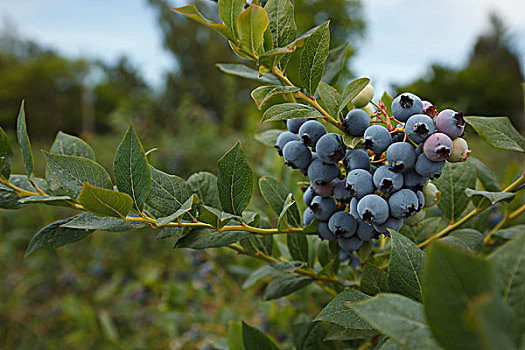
xmin=370 ymin=101 xmax=393 ymax=131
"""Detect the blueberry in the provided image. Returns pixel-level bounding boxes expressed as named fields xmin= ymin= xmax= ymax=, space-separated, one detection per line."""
xmin=303 ymin=186 xmax=315 ymax=206
xmin=391 ymin=92 xmax=423 ymax=122
xmin=403 ymin=168 xmax=428 ymax=191
xmin=344 ymin=109 xmax=370 ymax=136
xmin=373 ymin=165 xmax=404 ymax=194
xmin=338 ymin=236 xmax=363 ymax=252
xmin=416 ymin=190 xmax=425 ymax=211
xmin=415 ymin=144 xmax=423 ymax=156
xmin=275 ymin=131 xmax=297 ymax=156
xmin=298 ymin=120 xmax=327 ymax=147
xmin=352 ymin=84 xmax=374 ymax=108
xmin=308 ymin=159 xmax=339 ymax=185
xmin=318 ymin=221 xmax=336 ymax=240
xmin=373 ymin=216 xmax=403 ymax=235
xmin=310 ymin=181 xmax=335 ymax=197
xmin=310 ymin=196 xmax=337 ymax=221
xmin=391 ymin=123 xmax=405 ymax=143
xmin=357 ymin=194 xmax=389 ymax=225
xmin=316 ymin=133 xmax=346 ymax=164
xmin=422 ymin=101 xmax=437 ymax=118
xmin=356 ymin=221 xmax=377 ymax=241
xmin=334 ymin=179 xmax=352 ymax=203
xmin=386 ymin=142 xmax=417 ymax=173
xmin=349 ymin=197 xmax=359 ymax=219
xmin=423 ymin=133 xmax=453 ymax=161
xmin=369 ymin=165 xmax=377 ymax=175
xmin=405 ymin=114 xmax=435 ymax=144
xmin=435 ymin=109 xmax=465 ymax=139
xmin=346 ymin=169 xmax=374 ymax=199
xmin=448 ymin=138 xmax=471 ymax=163
xmin=388 ymin=189 xmax=419 ymax=219
xmin=283 ymin=141 xmax=312 ymax=169
xmin=287 ymin=118 xmax=306 ymax=133
xmin=415 ymin=153 xmax=445 ymax=179
xmin=328 ymin=211 xmax=357 ymax=237
xmin=364 ymin=125 xmax=392 ymax=154
xmin=423 ymin=182 xmax=441 ymax=207
xmin=345 ymin=149 xmax=371 ymax=170
xmin=303 ymin=207 xmax=315 ymax=226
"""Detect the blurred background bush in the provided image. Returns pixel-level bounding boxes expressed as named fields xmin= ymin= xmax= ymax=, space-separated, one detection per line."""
xmin=0 ymin=0 xmax=523 ymax=348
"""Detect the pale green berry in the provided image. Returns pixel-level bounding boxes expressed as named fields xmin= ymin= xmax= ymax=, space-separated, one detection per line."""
xmin=404 ymin=209 xmax=426 ymax=226
xmin=447 ymin=137 xmax=471 ymax=163
xmin=362 ymin=103 xmax=375 ymax=116
xmin=423 ymin=182 xmax=441 ymax=207
xmin=351 ymin=84 xmax=374 ymax=108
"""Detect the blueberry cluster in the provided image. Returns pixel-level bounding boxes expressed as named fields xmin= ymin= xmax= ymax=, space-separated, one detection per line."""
xmin=274 ymin=90 xmax=469 ymax=255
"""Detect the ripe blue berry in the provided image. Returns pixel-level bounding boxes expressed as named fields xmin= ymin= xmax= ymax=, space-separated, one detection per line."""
xmin=318 ymin=221 xmax=336 ymax=241
xmin=328 ymin=211 xmax=357 ymax=237
xmin=282 ymin=141 xmax=312 ymax=169
xmin=350 ymin=197 xmax=359 ymax=219
xmin=386 ymin=142 xmax=417 ymax=173
xmin=334 ymin=179 xmax=352 ymax=203
xmin=275 ymin=131 xmax=297 ymax=156
xmin=415 ymin=153 xmax=445 ymax=179
xmin=299 ymin=120 xmax=327 ymax=147
xmin=310 ymin=196 xmax=337 ymax=221
xmin=303 ymin=207 xmax=315 ymax=226
xmin=388 ymin=189 xmax=419 ymax=219
xmin=405 ymin=114 xmax=435 ymax=144
xmin=416 ymin=190 xmax=425 ymax=211
xmin=344 ymin=109 xmax=370 ymax=136
xmin=373 ymin=216 xmax=403 ymax=235
xmin=435 ymin=109 xmax=465 ymax=139
xmin=373 ymin=165 xmax=404 ymax=194
xmin=357 ymin=194 xmax=389 ymax=225
xmin=423 ymin=133 xmax=453 ymax=161
xmin=364 ymin=125 xmax=392 ymax=154
xmin=287 ymin=118 xmax=306 ymax=134
xmin=346 ymin=169 xmax=374 ymax=199
xmin=448 ymin=138 xmax=471 ymax=163
xmin=391 ymin=92 xmax=423 ymax=122
xmin=303 ymin=186 xmax=315 ymax=206
xmin=308 ymin=159 xmax=339 ymax=185
xmin=310 ymin=181 xmax=335 ymax=197
xmin=357 ymin=222 xmax=377 ymax=241
xmin=403 ymin=168 xmax=428 ymax=191
xmin=369 ymin=164 xmax=377 ymax=175
xmin=345 ymin=149 xmax=371 ymax=170
xmin=316 ymin=133 xmax=346 ymax=164
xmin=338 ymin=236 xmax=363 ymax=252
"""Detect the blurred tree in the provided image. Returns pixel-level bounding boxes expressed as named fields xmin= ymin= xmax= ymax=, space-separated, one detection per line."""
xmin=395 ymin=13 xmax=524 ymax=129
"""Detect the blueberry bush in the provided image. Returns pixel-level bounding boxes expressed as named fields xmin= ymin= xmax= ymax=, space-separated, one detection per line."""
xmin=1 ymin=1 xmax=525 ymax=349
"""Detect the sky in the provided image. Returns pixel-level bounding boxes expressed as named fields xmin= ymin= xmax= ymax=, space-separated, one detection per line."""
xmin=0 ymin=0 xmax=524 ymax=94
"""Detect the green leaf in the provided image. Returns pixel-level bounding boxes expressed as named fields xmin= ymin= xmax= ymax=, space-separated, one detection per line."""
xmin=251 ymin=85 xmax=300 ymax=110
xmin=16 ymin=100 xmax=33 ymax=177
xmin=9 ymin=174 xmax=49 ymax=193
xmin=113 ymin=123 xmax=151 ymax=212
xmin=187 ymin=171 xmax=221 ymax=209
xmin=338 ymin=78 xmax=370 ymax=115
xmin=218 ymin=0 xmax=244 ymax=38
xmin=424 ymin=242 xmax=517 ymax=350
xmin=0 ymin=185 xmax=22 ymax=209
xmin=314 ymin=289 xmax=376 ymax=338
xmin=242 ymin=261 xmax=304 ymax=289
xmin=299 ymin=21 xmax=330 ymax=96
xmin=44 ymin=152 xmax=113 ymax=199
xmin=380 ymin=92 xmax=394 ymax=116
xmin=18 ymin=195 xmax=71 ymax=206
xmin=254 ymin=129 xmax=286 ymax=147
xmin=261 ymin=103 xmax=322 ymax=122
xmin=317 ymin=82 xmax=342 ymax=118
xmin=278 ymin=193 xmax=298 ymax=230
xmin=492 ymin=225 xmax=525 ymax=239
xmin=465 ymin=188 xmax=515 ymax=205
xmin=470 ymin=157 xmax=501 ymax=192
xmin=198 ymin=204 xmax=241 ymax=228
xmin=439 ymin=228 xmax=484 ymax=252
xmin=376 ymin=339 xmax=404 ymax=350
xmin=49 ymin=131 xmax=96 ymax=160
xmin=25 ymin=216 xmax=93 ymax=256
xmin=217 ymin=142 xmax=252 ymax=216
xmin=147 ymin=166 xmax=193 ymax=216
xmin=342 ymin=134 xmax=363 ymax=149
xmin=172 ymin=5 xmax=235 ymax=41
xmin=259 ymin=176 xmax=301 ymax=227
xmin=360 ymin=263 xmax=389 ymax=296
xmin=286 ymin=235 xmax=308 ymax=263
xmin=322 ymin=43 xmax=349 ymax=84
xmin=156 ymin=226 xmax=185 ymax=240
xmin=77 ymin=183 xmax=133 ymax=219
xmin=263 ymin=274 xmax=312 ymax=300
xmin=346 ymin=294 xmax=440 ymax=349
xmin=488 ymin=231 xmax=525 ymax=334
xmin=156 ymin=194 xmax=199 ymax=227
xmin=0 ymin=126 xmax=13 ymax=179
xmin=400 ymin=217 xmax=446 ymax=245
xmin=174 ymin=228 xmax=251 ymax=249
xmin=236 ymin=5 xmax=269 ymax=58
xmin=241 ymin=321 xmax=279 ymax=350
xmin=265 ymin=0 xmax=296 ymax=50
xmin=61 ymin=212 xmax=147 ymax=232
xmin=227 ymin=321 xmax=244 ymax=350
xmin=465 ymin=116 xmax=525 ymax=153
xmin=356 ymin=240 xmax=373 ymax=262
xmin=216 ymin=63 xmax=278 ymax=83
xmin=433 ymin=161 xmax=477 ymax=223
xmin=388 ymin=231 xmax=425 ymax=301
